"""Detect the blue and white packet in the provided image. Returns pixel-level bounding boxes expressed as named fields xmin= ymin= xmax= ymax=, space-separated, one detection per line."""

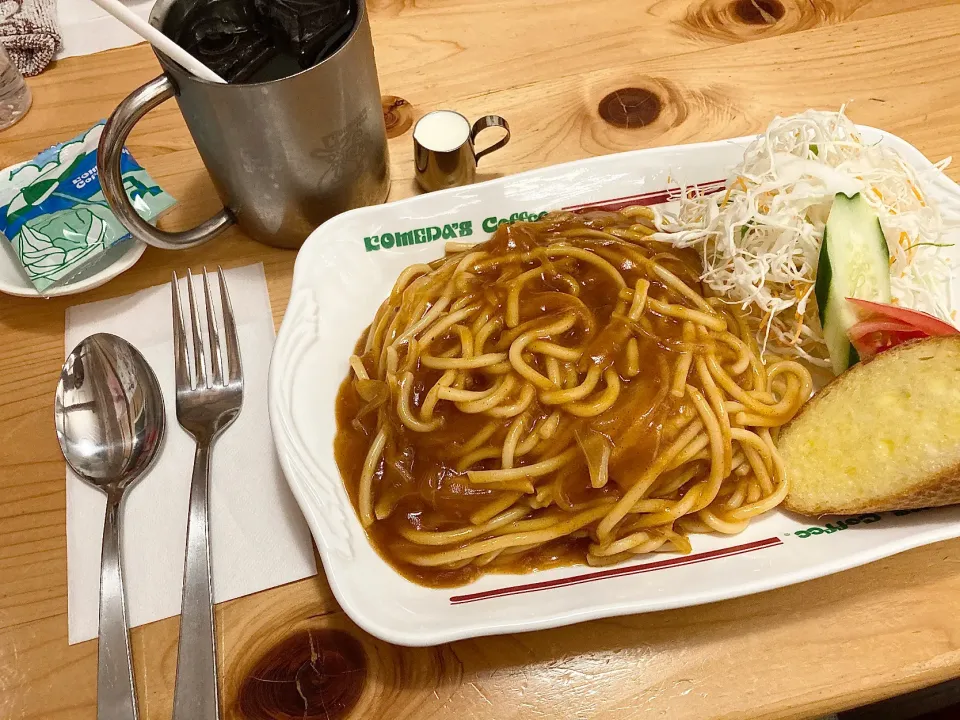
xmin=0 ymin=122 xmax=176 ymax=293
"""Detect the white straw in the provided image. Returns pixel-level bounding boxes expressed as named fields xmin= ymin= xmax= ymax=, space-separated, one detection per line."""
xmin=89 ymin=0 xmax=227 ymax=84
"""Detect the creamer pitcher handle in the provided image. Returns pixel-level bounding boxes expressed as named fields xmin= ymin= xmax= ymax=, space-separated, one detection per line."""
xmin=471 ymin=115 xmax=510 ymax=163
xmin=98 ymin=75 xmax=234 ymax=250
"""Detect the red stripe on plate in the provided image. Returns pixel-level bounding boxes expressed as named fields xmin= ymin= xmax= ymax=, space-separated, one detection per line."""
xmin=562 ymin=179 xmax=726 ymax=213
xmin=449 ymin=536 xmax=782 ymax=605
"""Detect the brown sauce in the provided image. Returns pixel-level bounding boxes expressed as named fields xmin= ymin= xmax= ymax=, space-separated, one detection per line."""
xmin=334 ymin=216 xmax=698 ymax=587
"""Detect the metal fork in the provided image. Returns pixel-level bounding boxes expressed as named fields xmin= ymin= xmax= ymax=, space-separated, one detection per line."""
xmin=170 ymin=268 xmax=243 ymax=720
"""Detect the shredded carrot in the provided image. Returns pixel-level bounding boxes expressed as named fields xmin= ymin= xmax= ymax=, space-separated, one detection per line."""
xmin=721 ymin=176 xmax=747 ymax=208
xmin=756 ymin=189 xmax=774 ymax=214
xmin=909 ymin=180 xmax=925 ymax=205
xmin=897 ymin=231 xmax=917 ymax=262
xmin=790 ymin=312 xmax=804 ymax=346
xmin=789 ymin=285 xmax=810 ymax=346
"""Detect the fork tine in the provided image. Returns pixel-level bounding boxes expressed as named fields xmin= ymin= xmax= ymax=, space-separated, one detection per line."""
xmin=218 ymin=266 xmax=242 ymax=384
xmin=186 ymin=270 xmax=207 ymax=388
xmin=202 ymin=267 xmax=223 ymax=386
xmin=171 ymin=272 xmax=191 ymax=390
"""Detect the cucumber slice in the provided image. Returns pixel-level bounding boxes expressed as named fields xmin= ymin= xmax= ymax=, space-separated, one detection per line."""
xmin=815 ymin=192 xmax=891 ymax=375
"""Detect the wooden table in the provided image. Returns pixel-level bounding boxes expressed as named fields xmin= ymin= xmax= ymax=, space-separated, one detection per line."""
xmin=5 ymin=2 xmax=960 ymax=718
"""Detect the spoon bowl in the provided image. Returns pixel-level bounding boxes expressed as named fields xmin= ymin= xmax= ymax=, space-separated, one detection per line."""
xmin=56 ymin=332 xmax=165 ymax=490
xmin=55 ymin=332 xmax=165 ymax=720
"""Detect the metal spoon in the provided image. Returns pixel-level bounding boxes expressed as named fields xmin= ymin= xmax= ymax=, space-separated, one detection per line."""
xmin=55 ymin=333 xmax=165 ymax=720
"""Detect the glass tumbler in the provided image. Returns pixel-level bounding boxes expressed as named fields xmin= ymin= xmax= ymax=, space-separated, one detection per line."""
xmin=0 ymin=44 xmax=31 ymax=131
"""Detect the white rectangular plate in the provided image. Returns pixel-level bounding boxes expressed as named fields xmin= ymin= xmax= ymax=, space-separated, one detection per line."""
xmin=269 ymin=127 xmax=960 ymax=647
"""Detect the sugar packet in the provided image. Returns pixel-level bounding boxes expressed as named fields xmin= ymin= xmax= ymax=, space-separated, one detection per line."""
xmin=0 ymin=123 xmax=176 ymax=293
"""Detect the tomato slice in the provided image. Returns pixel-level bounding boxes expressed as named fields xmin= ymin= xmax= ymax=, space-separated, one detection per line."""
xmin=849 ymin=328 xmax=926 ymax=359
xmin=847 ymin=319 xmax=922 ymax=342
xmin=845 ymin=298 xmax=959 ymax=361
xmin=846 ymin=298 xmax=958 ymax=336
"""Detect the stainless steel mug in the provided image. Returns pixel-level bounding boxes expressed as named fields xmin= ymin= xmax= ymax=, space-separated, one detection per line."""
xmin=413 ymin=111 xmax=510 ymax=192
xmin=98 ymin=0 xmax=390 ymax=250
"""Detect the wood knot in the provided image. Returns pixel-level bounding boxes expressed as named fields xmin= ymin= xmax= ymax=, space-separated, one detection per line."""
xmin=235 ymin=630 xmax=366 ymax=720
xmin=680 ymin=0 xmax=835 ymax=41
xmin=732 ymin=0 xmax=785 ymax=24
xmin=598 ymin=88 xmax=662 ymax=129
xmin=382 ymin=95 xmax=414 ymax=139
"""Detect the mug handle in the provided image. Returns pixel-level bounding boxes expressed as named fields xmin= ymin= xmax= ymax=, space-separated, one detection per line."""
xmin=471 ymin=115 xmax=511 ymax=163
xmin=98 ymin=75 xmax=235 ymax=250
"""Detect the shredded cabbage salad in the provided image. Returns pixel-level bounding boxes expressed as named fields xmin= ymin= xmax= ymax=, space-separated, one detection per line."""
xmin=653 ymin=108 xmax=955 ymax=366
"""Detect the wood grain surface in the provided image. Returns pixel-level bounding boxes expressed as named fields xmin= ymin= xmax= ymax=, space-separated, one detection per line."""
xmin=5 ymin=2 xmax=960 ymax=718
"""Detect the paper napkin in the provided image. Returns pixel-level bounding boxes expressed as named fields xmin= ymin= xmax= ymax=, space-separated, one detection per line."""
xmin=65 ymin=263 xmax=317 ymax=645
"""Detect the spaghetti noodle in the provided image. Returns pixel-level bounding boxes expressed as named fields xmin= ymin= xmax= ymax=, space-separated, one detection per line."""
xmin=334 ymin=208 xmax=812 ymax=587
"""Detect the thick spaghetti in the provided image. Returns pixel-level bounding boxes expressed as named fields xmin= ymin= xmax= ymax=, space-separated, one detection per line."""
xmin=334 ymin=209 xmax=812 ymax=587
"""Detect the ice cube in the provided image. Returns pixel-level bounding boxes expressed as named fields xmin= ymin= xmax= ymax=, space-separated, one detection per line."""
xmin=164 ymin=0 xmax=356 ymax=82
xmin=172 ymin=0 xmax=273 ymax=82
xmin=253 ymin=0 xmax=353 ymax=67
